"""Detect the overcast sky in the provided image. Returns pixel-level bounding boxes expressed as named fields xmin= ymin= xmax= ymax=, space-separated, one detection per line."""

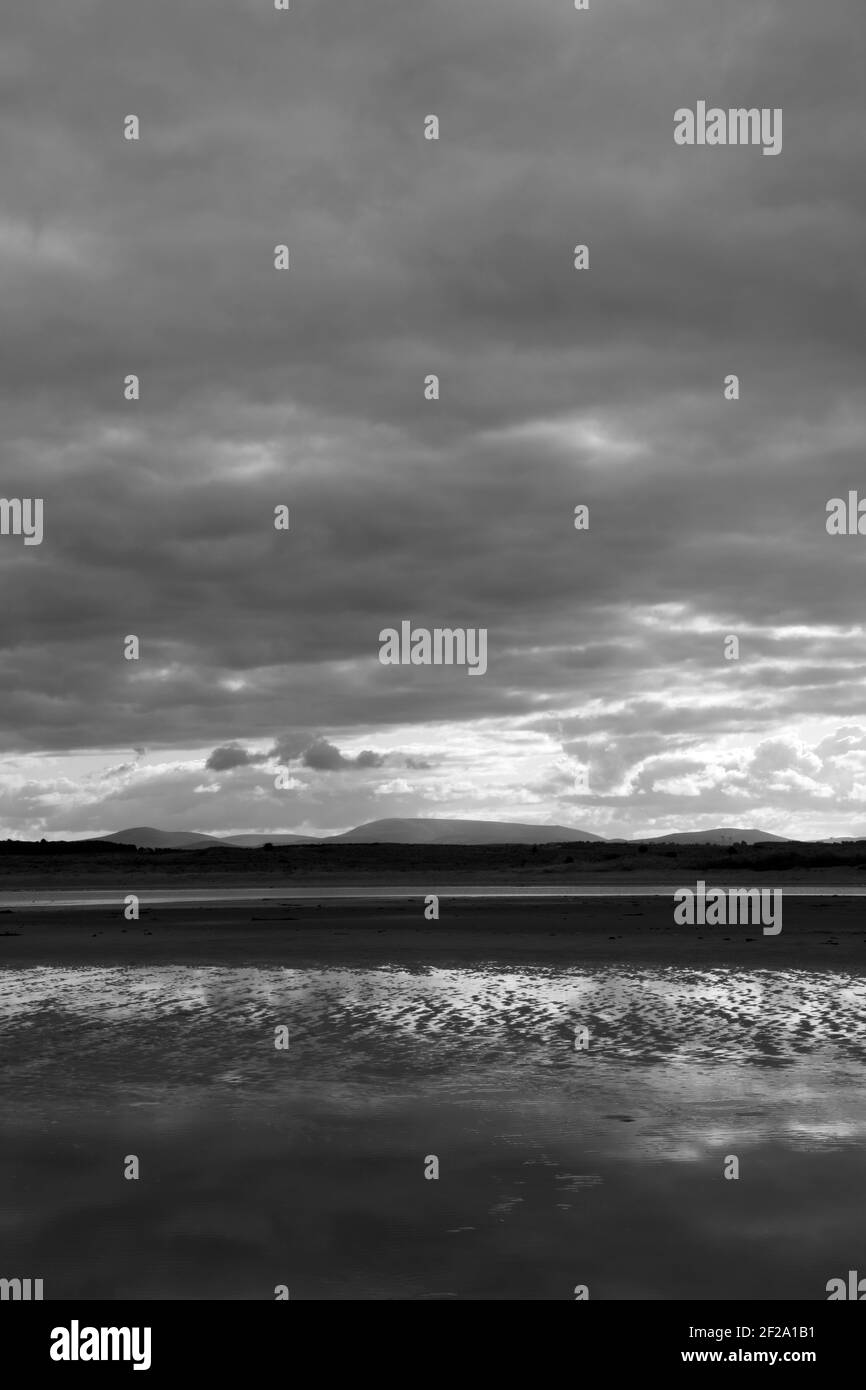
xmin=1 ymin=0 xmax=865 ymax=839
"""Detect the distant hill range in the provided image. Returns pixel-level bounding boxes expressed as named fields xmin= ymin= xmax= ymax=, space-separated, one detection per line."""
xmin=97 ymin=827 xmax=314 ymax=850
xmin=219 ymin=832 xmax=316 ymax=847
xmin=327 ymin=818 xmax=604 ymax=845
xmin=87 ymin=820 xmax=808 ymax=849
xmin=97 ymin=827 xmax=226 ymax=849
xmin=637 ymin=828 xmax=790 ymax=846
xmin=95 ymin=819 xmax=603 ymax=849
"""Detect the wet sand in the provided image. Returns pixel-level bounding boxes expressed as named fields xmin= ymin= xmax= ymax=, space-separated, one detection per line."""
xmin=1 ymin=894 xmax=865 ymax=966
xmin=2 ymin=896 xmax=865 ymax=1299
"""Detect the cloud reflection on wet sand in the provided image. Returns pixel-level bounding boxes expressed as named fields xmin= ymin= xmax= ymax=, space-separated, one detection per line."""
xmin=1 ymin=963 xmax=864 ymax=1298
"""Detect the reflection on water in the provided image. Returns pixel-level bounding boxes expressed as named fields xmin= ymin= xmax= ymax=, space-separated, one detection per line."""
xmin=1 ymin=963 xmax=865 ymax=1299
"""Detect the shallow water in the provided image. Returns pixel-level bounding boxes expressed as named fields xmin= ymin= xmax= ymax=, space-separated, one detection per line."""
xmin=1 ymin=962 xmax=864 ymax=1299
xmin=3 ymin=884 xmax=866 ymax=908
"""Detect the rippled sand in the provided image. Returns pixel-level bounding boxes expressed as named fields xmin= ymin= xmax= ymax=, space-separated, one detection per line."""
xmin=2 ymin=956 xmax=865 ymax=1299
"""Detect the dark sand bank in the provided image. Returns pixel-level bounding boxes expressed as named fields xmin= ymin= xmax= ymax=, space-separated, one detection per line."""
xmin=2 ymin=895 xmax=865 ymax=967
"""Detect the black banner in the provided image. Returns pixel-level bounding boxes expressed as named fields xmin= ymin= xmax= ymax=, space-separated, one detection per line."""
xmin=1 ymin=1300 xmax=860 ymax=1377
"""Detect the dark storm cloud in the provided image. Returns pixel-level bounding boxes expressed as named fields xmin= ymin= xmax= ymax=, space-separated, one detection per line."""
xmin=205 ymin=743 xmax=268 ymax=772
xmin=1 ymin=0 xmax=864 ymax=834
xmin=301 ymin=740 xmax=385 ymax=772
